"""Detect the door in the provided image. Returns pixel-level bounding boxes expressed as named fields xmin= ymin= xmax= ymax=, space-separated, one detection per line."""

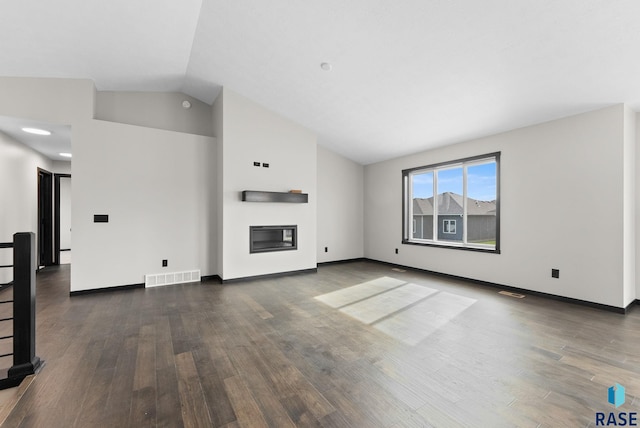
xmin=37 ymin=168 xmax=53 ymax=268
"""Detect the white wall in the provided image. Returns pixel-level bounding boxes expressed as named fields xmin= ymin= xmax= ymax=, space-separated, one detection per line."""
xmin=71 ymin=120 xmax=216 ymax=291
xmin=95 ymin=91 xmax=213 ymax=137
xmin=219 ymin=88 xmax=317 ymax=280
xmin=0 ymin=77 xmax=93 ymax=285
xmin=0 ymin=77 xmax=94 ymax=124
xmin=365 ymin=105 xmax=629 ymax=308
xmin=317 ymin=145 xmax=364 ymax=263
xmin=212 ymin=91 xmax=224 ymax=277
xmin=52 ymin=161 xmax=72 ymax=174
xmin=623 ymin=106 xmax=636 ymax=307
xmin=636 ymin=112 xmax=640 ymax=302
xmin=0 ymin=77 xmax=221 ymax=291
xmin=0 ymin=131 xmax=53 ymax=283
xmin=59 ymin=177 xmax=72 ymax=250
xmin=52 ymin=161 xmax=72 ymax=254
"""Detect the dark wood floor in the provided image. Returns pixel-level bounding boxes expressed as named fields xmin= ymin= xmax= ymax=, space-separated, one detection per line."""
xmin=1 ymin=261 xmax=639 ymax=427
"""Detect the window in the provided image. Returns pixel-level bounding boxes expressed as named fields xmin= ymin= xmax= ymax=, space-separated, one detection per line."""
xmin=443 ymin=219 xmax=456 ymax=234
xmin=402 ymin=152 xmax=500 ymax=252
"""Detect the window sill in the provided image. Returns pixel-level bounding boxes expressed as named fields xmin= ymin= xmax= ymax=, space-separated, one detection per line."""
xmin=402 ymin=239 xmax=500 ymax=254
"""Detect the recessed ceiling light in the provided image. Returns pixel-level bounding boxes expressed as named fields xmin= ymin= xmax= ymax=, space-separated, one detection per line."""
xmin=59 ymin=153 xmax=72 ymax=158
xmin=22 ymin=127 xmax=51 ymax=136
xmin=320 ymin=62 xmax=332 ymax=71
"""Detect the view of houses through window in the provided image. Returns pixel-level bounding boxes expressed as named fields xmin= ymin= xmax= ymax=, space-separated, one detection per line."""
xmin=403 ymin=153 xmax=499 ymax=252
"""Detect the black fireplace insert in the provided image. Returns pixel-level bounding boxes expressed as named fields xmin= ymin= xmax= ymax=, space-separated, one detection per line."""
xmin=250 ymin=225 xmax=297 ymax=253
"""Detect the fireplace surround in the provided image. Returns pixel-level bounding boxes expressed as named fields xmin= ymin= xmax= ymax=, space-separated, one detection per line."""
xmin=250 ymin=225 xmax=297 ymax=253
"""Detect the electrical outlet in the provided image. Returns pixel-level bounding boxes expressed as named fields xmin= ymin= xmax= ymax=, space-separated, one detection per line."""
xmin=162 ymin=259 xmax=168 ymax=267
xmin=395 ymin=248 xmax=398 ymax=254
xmin=551 ymin=268 xmax=559 ymax=278
xmin=324 ymin=247 xmax=328 ymax=253
xmin=253 ymin=161 xmax=260 ymax=167
xmin=262 ymin=163 xmax=269 ymax=168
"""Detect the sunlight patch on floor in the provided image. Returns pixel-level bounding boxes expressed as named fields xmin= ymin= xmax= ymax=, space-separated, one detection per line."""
xmin=340 ymin=282 xmax=438 ymax=324
xmin=314 ymin=276 xmax=406 ymax=308
xmin=374 ymin=291 xmax=477 ymax=345
xmin=315 ymin=277 xmax=477 ymax=345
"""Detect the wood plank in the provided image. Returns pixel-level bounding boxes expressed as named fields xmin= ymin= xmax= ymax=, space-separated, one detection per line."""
xmin=155 ymin=366 xmax=184 ymax=428
xmin=129 ymin=386 xmax=157 ymax=428
xmin=239 ymin=294 xmax=273 ymax=320
xmin=0 ymin=375 xmax=34 ymax=427
xmin=175 ymin=351 xmax=212 ymax=428
xmin=73 ymin=367 xmax=117 ymax=428
xmin=133 ymin=324 xmax=156 ymax=391
xmin=191 ymin=347 xmax=236 ymax=427
xmin=102 ymin=333 xmax=138 ymax=427
xmin=154 ymin=316 xmax=184 ymax=428
xmin=224 ymin=375 xmax=269 ymax=428
xmin=225 ymin=345 xmax=296 ymax=427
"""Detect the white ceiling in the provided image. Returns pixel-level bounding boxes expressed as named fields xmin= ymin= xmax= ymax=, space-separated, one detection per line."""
xmin=2 ymin=0 xmax=640 ymax=164
xmin=0 ymin=116 xmax=71 ymax=162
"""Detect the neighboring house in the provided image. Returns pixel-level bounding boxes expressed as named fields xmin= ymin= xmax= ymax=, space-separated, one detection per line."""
xmin=412 ymin=192 xmax=496 ymax=242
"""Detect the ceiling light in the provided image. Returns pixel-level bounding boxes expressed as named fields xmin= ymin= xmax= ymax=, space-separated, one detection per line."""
xmin=22 ymin=127 xmax=51 ymax=136
xmin=59 ymin=153 xmax=72 ymax=158
xmin=320 ymin=62 xmax=332 ymax=71
xmin=182 ymin=100 xmax=191 ymax=109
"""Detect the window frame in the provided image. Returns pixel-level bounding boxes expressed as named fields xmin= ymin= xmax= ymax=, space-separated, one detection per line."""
xmin=402 ymin=152 xmax=500 ymax=254
xmin=443 ymin=219 xmax=456 ymax=234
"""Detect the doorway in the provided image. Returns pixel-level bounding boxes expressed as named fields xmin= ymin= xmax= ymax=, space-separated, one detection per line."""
xmin=37 ymin=168 xmax=53 ymax=268
xmin=54 ymin=174 xmax=71 ymax=265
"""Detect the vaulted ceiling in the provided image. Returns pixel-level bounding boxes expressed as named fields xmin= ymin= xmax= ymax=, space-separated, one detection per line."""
xmin=2 ymin=0 xmax=640 ymax=164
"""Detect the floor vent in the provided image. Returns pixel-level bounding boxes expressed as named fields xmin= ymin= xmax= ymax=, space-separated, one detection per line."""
xmin=145 ymin=270 xmax=201 ymax=288
xmin=499 ymin=290 xmax=526 ymax=299
xmin=391 ymin=268 xmax=407 ymax=273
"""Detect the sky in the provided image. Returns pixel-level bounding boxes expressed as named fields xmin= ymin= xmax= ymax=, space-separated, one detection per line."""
xmin=412 ymin=162 xmax=496 ymax=201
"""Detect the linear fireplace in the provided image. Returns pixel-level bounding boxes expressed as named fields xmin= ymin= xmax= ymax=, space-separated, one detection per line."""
xmin=250 ymin=225 xmax=297 ymax=253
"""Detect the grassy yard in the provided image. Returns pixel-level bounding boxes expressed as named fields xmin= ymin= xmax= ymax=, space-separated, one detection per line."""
xmin=470 ymin=240 xmax=496 ymax=245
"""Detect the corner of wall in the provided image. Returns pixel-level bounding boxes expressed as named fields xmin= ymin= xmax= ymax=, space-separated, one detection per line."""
xmin=632 ymin=107 xmax=640 ymax=304
xmin=317 ymin=145 xmax=365 ymax=263
xmin=622 ymin=105 xmax=636 ymax=305
xmin=212 ymin=89 xmax=224 ymax=278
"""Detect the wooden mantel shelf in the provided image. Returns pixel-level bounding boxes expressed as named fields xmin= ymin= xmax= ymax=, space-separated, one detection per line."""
xmin=241 ymin=191 xmax=308 ymax=203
